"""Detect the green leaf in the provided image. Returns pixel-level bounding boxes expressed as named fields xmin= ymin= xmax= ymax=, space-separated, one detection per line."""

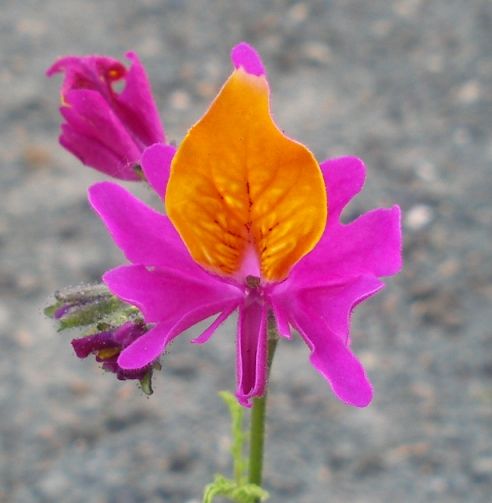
xmin=202 ymin=474 xmax=269 ymax=503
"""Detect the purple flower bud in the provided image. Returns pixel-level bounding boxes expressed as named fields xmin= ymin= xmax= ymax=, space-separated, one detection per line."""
xmin=47 ymin=52 xmax=166 ymax=180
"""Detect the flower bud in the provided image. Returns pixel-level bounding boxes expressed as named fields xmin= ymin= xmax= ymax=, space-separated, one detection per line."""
xmin=45 ymin=283 xmax=159 ymax=394
xmin=47 ymin=52 xmax=165 ymax=180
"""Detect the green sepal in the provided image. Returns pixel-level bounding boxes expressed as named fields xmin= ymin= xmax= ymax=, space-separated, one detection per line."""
xmin=43 ymin=304 xmax=58 ymax=318
xmin=54 ymin=283 xmax=112 ymax=304
xmin=45 ymin=283 xmax=140 ymax=332
xmin=46 ymin=283 xmax=157 ymax=397
xmin=56 ymin=297 xmax=126 ymax=331
xmin=139 ymin=368 xmax=154 ymax=396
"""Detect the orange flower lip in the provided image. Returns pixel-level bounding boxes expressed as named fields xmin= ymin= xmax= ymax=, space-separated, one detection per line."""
xmin=166 ymin=66 xmax=327 ymax=283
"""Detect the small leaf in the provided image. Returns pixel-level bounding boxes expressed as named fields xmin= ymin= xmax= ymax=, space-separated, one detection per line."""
xmin=139 ymin=369 xmax=154 ymax=396
xmin=44 ymin=303 xmax=58 ymax=318
xmin=202 ymin=474 xmax=269 ymax=503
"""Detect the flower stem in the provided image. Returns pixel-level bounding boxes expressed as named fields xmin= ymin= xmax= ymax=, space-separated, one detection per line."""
xmin=248 ymin=317 xmax=278 ymax=492
xmin=248 ymin=394 xmax=266 ymax=487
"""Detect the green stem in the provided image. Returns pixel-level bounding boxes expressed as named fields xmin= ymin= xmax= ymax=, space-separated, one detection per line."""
xmin=248 ymin=317 xmax=278 ymax=491
xmin=248 ymin=394 xmax=267 ymax=487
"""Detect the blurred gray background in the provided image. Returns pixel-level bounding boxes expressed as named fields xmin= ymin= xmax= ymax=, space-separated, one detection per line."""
xmin=1 ymin=0 xmax=491 ymax=502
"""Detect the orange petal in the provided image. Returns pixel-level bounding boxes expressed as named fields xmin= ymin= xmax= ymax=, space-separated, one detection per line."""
xmin=166 ymin=68 xmax=327 ymax=282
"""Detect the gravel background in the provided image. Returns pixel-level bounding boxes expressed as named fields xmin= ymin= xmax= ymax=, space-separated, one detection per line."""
xmin=1 ymin=0 xmax=491 ymax=502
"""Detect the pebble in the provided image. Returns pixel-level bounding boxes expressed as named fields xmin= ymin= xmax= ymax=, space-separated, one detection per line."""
xmin=455 ymin=80 xmax=481 ymax=105
xmin=405 ymin=204 xmax=434 ymax=230
xmin=415 ymin=160 xmax=438 ymax=182
xmin=472 ymin=456 xmax=492 ymax=477
xmin=302 ymin=42 xmax=333 ymax=64
xmin=169 ymin=89 xmax=191 ymax=110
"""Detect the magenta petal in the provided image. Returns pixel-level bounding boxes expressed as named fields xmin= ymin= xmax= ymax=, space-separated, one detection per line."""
xmin=118 ymin=302 xmax=241 ymax=371
xmin=88 ymin=182 xmax=198 ymax=271
xmin=231 ymin=42 xmax=266 ymax=77
xmin=289 ymin=157 xmax=402 ymax=286
xmin=116 ymin=51 xmax=165 ymax=147
xmin=236 ymin=295 xmax=267 ymax=407
xmin=61 ymin=90 xmax=141 ymax=179
xmin=141 ymin=143 xmax=176 ymax=199
xmin=63 ymin=90 xmax=140 ymax=161
xmin=292 ymin=206 xmax=402 ymax=284
xmin=293 ymin=276 xmax=384 ymax=344
xmin=292 ymin=307 xmax=373 ymax=407
xmin=46 ymin=55 xmax=125 ymax=101
xmin=287 ymin=156 xmax=402 ymax=285
xmin=116 ymin=272 xmax=242 ymax=369
xmin=111 ymin=263 xmax=243 ymax=370
xmin=269 ymin=295 xmax=292 ymax=339
xmin=325 ymin=206 xmax=402 ymax=277
xmin=104 ymin=265 xmax=242 ymax=323
xmin=118 ymin=323 xmax=169 ymax=369
xmin=321 ymin=157 xmax=366 ymax=223
xmin=59 ymin=125 xmax=135 ymax=180
xmin=192 ymin=304 xmax=237 ymax=344
xmin=72 ymin=331 xmax=115 ymax=358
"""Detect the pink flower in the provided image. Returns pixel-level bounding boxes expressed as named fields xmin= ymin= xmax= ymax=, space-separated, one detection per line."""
xmin=88 ymin=43 xmax=402 ymax=407
xmin=47 ymin=52 xmax=167 ymax=180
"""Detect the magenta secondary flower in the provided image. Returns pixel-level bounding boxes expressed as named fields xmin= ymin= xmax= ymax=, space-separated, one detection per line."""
xmin=45 ymin=284 xmax=157 ymax=384
xmin=47 ymin=52 xmax=167 ymax=180
xmin=71 ymin=321 xmax=152 ymax=381
xmin=88 ymin=43 xmax=402 ymax=407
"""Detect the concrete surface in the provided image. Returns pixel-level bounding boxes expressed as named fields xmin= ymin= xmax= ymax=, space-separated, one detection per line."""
xmin=1 ymin=0 xmax=491 ymax=501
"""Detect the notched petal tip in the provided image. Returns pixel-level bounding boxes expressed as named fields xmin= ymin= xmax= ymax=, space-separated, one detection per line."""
xmin=231 ymin=42 xmax=266 ymax=77
xmin=320 ymin=156 xmax=366 ymax=222
xmin=292 ymin=306 xmax=374 ymax=408
xmin=308 ymin=342 xmax=374 ymax=408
